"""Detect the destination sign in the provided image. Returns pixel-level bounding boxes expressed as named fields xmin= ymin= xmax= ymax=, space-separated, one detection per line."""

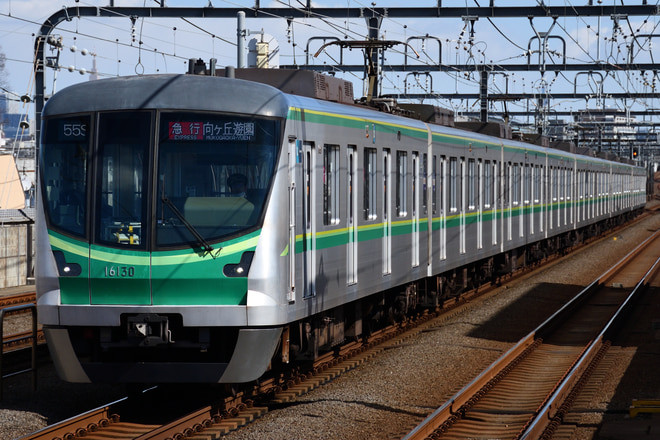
xmin=57 ymin=119 xmax=89 ymax=142
xmin=168 ymin=121 xmax=256 ymax=141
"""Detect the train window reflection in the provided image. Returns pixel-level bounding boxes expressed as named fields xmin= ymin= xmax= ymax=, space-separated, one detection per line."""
xmin=41 ymin=115 xmax=90 ymax=237
xmin=95 ymin=112 xmax=150 ymax=248
xmin=156 ymin=112 xmax=279 ymax=248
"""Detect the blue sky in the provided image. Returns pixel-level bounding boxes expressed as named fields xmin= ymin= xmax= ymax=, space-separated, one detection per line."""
xmin=1 ymin=1 xmax=658 ymax=121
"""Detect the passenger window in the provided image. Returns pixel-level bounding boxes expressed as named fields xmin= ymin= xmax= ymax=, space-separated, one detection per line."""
xmin=484 ymin=160 xmax=492 ymax=209
xmin=364 ymin=147 xmax=377 ymax=221
xmin=449 ymin=157 xmax=458 ymax=212
xmin=432 ymin=155 xmax=437 ymax=215
xmin=468 ymin=158 xmax=476 ymax=210
xmin=512 ymin=163 xmax=521 ymax=206
xmin=396 ymin=151 xmax=407 ymax=217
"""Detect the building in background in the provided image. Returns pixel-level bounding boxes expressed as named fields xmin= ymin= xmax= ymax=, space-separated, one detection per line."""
xmin=1 ymin=92 xmax=36 ymax=207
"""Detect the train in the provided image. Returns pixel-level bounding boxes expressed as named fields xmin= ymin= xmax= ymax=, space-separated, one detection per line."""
xmin=35 ymin=65 xmax=647 ymax=383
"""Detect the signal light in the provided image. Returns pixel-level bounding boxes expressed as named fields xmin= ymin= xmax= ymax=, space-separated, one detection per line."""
xmin=632 ymin=147 xmax=639 ymax=158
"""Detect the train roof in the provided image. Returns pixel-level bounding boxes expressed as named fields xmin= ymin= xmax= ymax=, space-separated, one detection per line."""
xmin=42 ymin=74 xmax=290 ymax=119
xmin=283 ymin=92 xmax=642 ymax=171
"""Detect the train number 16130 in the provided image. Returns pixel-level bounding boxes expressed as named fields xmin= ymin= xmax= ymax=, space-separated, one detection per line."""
xmin=104 ymin=266 xmax=135 ymax=277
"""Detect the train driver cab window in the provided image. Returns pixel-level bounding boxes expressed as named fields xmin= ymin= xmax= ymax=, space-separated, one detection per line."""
xmin=156 ymin=112 xmax=279 ymax=248
xmin=41 ymin=115 xmax=91 ymax=238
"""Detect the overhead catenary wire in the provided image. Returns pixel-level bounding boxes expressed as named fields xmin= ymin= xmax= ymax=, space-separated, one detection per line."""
xmin=0 ymin=2 xmax=658 ymax=132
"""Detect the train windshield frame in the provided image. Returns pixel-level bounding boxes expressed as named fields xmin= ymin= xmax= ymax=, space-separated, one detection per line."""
xmin=41 ymin=110 xmax=281 ymax=250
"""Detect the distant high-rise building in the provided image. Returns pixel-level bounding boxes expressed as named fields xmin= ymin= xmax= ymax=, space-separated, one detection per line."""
xmin=89 ymin=54 xmax=99 ymax=81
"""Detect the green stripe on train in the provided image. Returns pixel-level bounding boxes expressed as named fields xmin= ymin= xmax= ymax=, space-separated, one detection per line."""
xmin=48 ymin=229 xmax=261 ymax=306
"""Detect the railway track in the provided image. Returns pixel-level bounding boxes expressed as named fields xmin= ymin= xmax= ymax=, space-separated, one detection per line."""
xmin=403 ymin=228 xmax=660 ymax=440
xmin=0 ymin=291 xmax=36 ymax=310
xmin=1 ymin=293 xmax=42 ymax=401
xmin=1 ymin=291 xmax=45 ymax=353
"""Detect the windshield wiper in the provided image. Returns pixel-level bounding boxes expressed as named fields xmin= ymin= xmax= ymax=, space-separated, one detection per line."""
xmin=161 ymin=196 xmax=214 ymax=253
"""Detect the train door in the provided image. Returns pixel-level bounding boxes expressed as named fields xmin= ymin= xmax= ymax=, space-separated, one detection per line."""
xmin=425 ymin=153 xmax=435 ymax=276
xmin=90 ymin=112 xmax=151 ymax=306
xmin=492 ymin=160 xmax=498 ymax=246
xmin=567 ymin=167 xmax=572 ymax=225
xmin=302 ymin=142 xmax=316 ymax=298
xmin=412 ymin=152 xmax=420 ymax=267
xmin=577 ymin=169 xmax=582 ymax=224
xmin=543 ymin=157 xmax=549 ymax=237
xmin=514 ymin=163 xmax=522 ymax=239
xmin=549 ymin=166 xmax=556 ymax=230
xmin=607 ymin=167 xmax=612 ymax=216
xmin=477 ymin=159 xmax=483 ymax=249
xmin=382 ymin=149 xmax=392 ymax=275
xmin=590 ymin=171 xmax=595 ymax=219
xmin=447 ymin=157 xmax=463 ymax=254
xmin=460 ymin=158 xmax=466 ymax=254
xmin=563 ymin=165 xmax=567 ymax=227
xmin=524 ymin=163 xmax=532 ymax=238
xmin=347 ymin=146 xmax=358 ymax=285
xmin=484 ymin=160 xmax=496 ymax=247
xmin=439 ymin=156 xmax=447 ymax=261
xmin=557 ymin=167 xmax=562 ymax=228
xmin=536 ymin=165 xmax=543 ymax=235
xmin=287 ymin=138 xmax=296 ymax=302
xmin=505 ymin=162 xmax=512 ymax=242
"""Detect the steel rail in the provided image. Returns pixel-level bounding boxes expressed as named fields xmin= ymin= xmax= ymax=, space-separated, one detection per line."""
xmin=17 ymin=404 xmax=124 ymax=440
xmin=0 ymin=293 xmax=36 ymax=311
xmin=0 ymin=304 xmax=38 ymax=401
xmin=403 ymin=229 xmax=660 ymax=440
xmin=520 ymin=236 xmax=660 ymax=439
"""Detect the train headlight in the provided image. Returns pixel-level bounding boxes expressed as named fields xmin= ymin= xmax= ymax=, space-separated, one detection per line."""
xmin=53 ymin=250 xmax=82 ymax=277
xmin=223 ymin=251 xmax=255 ymax=277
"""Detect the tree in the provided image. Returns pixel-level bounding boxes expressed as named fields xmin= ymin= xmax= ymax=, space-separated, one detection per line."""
xmin=0 ymin=46 xmax=7 ymax=89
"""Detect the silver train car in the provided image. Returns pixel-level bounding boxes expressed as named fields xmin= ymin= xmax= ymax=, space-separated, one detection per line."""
xmin=36 ymin=70 xmax=647 ymax=383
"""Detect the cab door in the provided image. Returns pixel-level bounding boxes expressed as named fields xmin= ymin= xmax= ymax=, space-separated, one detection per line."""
xmin=89 ymin=112 xmax=152 ymax=305
xmin=89 ymin=112 xmax=151 ymax=305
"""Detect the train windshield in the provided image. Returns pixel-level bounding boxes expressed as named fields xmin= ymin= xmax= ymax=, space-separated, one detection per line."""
xmin=41 ymin=111 xmax=279 ymax=250
xmin=41 ymin=116 xmax=91 ymax=237
xmin=95 ymin=112 xmax=151 ymax=248
xmin=155 ymin=112 xmax=279 ymax=248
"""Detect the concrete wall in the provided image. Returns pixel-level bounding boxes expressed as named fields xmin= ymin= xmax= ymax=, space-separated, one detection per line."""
xmin=0 ymin=214 xmax=34 ymax=288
